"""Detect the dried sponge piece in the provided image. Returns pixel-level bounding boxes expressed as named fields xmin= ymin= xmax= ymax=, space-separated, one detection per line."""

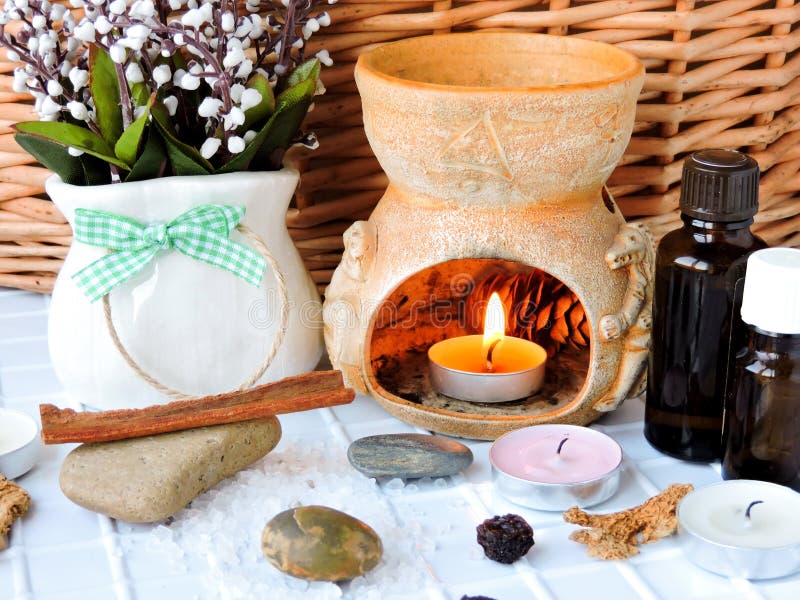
xmin=564 ymin=483 xmax=693 ymax=560
xmin=0 ymin=474 xmax=31 ymax=551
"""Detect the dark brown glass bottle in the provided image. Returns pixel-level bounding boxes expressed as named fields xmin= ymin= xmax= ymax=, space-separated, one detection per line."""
xmin=645 ymin=150 xmax=767 ymax=461
xmin=722 ymin=248 xmax=800 ymax=490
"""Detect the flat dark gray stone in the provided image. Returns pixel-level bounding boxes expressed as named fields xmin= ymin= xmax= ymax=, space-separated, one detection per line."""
xmin=347 ymin=433 xmax=473 ymax=479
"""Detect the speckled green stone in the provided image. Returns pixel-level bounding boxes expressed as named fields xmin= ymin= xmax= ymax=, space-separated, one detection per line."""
xmin=261 ymin=505 xmax=383 ymax=581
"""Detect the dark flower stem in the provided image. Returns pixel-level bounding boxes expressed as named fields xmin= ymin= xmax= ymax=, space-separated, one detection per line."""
xmin=275 ymin=0 xmax=300 ymax=89
xmin=114 ymin=62 xmax=134 ymax=130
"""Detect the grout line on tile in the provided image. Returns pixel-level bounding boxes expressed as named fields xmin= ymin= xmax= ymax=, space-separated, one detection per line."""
xmin=322 ymin=406 xmax=451 ymax=596
xmin=633 ymin=455 xmax=693 ymax=468
xmin=455 ymin=478 xmax=557 ymax=599
xmin=629 ymin=547 xmax=683 ymax=564
xmin=348 ymin=416 xmax=420 ymax=429
xmin=516 ymin=566 xmax=557 ymax=600
xmin=10 ymin=545 xmax=32 ymax=598
xmin=621 ymin=458 xmax=661 ymax=497
xmin=0 ymin=335 xmax=48 ymax=345
xmin=0 ymin=310 xmax=49 ymax=319
xmin=729 ymin=577 xmax=768 ymax=600
xmin=97 ymin=516 xmax=134 ymax=600
xmin=616 ymin=562 xmax=661 ymax=600
xmin=592 ymin=421 xmax=646 ymax=434
xmin=0 ymin=363 xmax=55 ymax=373
xmin=424 ymin=587 xmax=449 ymax=600
xmin=318 ymin=406 xmax=352 ymax=448
xmin=8 ymin=508 xmax=33 ymax=599
xmin=0 ymin=337 xmax=51 ymax=347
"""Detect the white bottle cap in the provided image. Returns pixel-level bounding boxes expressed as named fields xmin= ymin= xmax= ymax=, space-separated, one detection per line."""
xmin=741 ymin=248 xmax=800 ymax=334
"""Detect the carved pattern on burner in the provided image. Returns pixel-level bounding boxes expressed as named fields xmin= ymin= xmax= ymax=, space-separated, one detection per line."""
xmin=322 ymin=220 xmax=378 ymax=394
xmin=596 ymin=221 xmax=655 ymax=412
xmin=593 ymin=103 xmax=622 ymax=140
xmin=436 ymin=111 xmax=512 ymax=181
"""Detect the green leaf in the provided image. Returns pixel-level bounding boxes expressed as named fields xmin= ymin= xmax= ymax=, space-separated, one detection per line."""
xmin=90 ymin=46 xmax=124 ymax=145
xmin=254 ymin=77 xmax=316 ymax=169
xmin=14 ymin=132 xmax=87 ymax=185
xmin=241 ymin=73 xmax=275 ymax=131
xmin=80 ymin=153 xmax=114 ymax=186
xmin=130 ymin=82 xmax=150 ymax=107
xmin=216 ymin=116 xmax=274 ymax=174
xmin=150 ymin=101 xmax=213 ymax=175
xmin=14 ymin=132 xmax=113 ymax=186
xmin=284 ymin=58 xmax=321 ymax=90
xmin=14 ymin=121 xmax=130 ymax=169
xmin=114 ymin=95 xmax=154 ymax=165
xmin=218 ymin=77 xmax=315 ymax=174
xmin=125 ymin=129 xmax=167 ymax=182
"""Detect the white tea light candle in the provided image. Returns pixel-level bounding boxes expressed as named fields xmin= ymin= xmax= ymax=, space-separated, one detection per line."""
xmin=0 ymin=408 xmax=41 ymax=479
xmin=490 ymin=424 xmax=623 ymax=510
xmin=678 ymin=480 xmax=800 ymax=579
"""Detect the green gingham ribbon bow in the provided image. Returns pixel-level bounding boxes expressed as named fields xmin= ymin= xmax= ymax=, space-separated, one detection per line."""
xmin=72 ymin=205 xmax=266 ymax=302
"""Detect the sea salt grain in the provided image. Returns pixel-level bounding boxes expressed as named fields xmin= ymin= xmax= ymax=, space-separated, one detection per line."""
xmin=383 ymin=478 xmax=405 ymax=495
xmin=142 ymin=440 xmax=435 ymax=598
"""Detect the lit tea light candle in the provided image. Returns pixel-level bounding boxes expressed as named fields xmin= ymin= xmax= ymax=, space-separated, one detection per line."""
xmin=678 ymin=480 xmax=800 ymax=579
xmin=428 ymin=293 xmax=547 ymax=403
xmin=490 ymin=424 xmax=623 ymax=510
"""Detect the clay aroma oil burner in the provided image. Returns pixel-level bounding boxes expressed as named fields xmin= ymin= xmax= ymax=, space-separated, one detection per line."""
xmin=678 ymin=480 xmax=800 ymax=579
xmin=324 ymin=33 xmax=650 ymax=439
xmin=490 ymin=425 xmax=623 ymax=510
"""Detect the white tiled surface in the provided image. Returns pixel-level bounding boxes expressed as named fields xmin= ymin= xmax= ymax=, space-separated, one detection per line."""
xmin=2 ymin=287 xmax=799 ymax=600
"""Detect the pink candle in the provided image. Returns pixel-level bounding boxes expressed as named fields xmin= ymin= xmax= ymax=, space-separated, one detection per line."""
xmin=490 ymin=425 xmax=623 ymax=510
xmin=491 ymin=425 xmax=622 ymax=484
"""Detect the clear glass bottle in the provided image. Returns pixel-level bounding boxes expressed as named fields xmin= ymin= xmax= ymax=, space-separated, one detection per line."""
xmin=722 ymin=248 xmax=800 ymax=490
xmin=645 ymin=149 xmax=767 ymax=461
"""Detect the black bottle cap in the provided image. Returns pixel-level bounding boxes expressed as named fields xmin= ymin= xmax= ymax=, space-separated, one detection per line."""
xmin=680 ymin=149 xmax=760 ymax=222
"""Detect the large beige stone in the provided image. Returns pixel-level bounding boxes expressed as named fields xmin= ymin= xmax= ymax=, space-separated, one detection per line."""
xmin=60 ymin=418 xmax=281 ymax=522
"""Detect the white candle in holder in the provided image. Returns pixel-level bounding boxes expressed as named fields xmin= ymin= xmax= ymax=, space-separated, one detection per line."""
xmin=677 ymin=480 xmax=800 ymax=579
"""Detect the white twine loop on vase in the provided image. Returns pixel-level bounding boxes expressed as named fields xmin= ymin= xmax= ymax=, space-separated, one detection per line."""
xmin=101 ymin=224 xmax=289 ymax=400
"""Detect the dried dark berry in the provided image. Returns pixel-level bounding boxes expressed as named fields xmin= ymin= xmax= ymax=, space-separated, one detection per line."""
xmin=476 ymin=513 xmax=534 ymax=564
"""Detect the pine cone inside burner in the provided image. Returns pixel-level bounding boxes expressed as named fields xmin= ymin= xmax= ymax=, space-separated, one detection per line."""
xmin=466 ymin=270 xmax=590 ymax=357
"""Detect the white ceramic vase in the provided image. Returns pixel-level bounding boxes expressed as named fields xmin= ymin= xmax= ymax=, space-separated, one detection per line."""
xmin=47 ymin=169 xmax=324 ymax=410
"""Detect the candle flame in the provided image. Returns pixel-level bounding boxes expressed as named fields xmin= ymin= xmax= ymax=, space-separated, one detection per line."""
xmin=483 ymin=292 xmax=505 ymax=351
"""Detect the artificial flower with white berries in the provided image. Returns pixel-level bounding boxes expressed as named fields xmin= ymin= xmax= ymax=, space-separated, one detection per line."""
xmin=0 ymin=0 xmax=334 ymax=185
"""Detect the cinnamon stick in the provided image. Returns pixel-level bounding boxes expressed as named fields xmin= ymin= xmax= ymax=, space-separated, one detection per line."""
xmin=40 ymin=370 xmax=355 ymax=445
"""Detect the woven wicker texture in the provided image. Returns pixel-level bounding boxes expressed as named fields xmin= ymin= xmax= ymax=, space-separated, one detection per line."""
xmin=2 ymin=0 xmax=799 ymax=293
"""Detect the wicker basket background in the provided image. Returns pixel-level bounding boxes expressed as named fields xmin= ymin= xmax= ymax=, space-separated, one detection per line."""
xmin=1 ymin=0 xmax=799 ymax=294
